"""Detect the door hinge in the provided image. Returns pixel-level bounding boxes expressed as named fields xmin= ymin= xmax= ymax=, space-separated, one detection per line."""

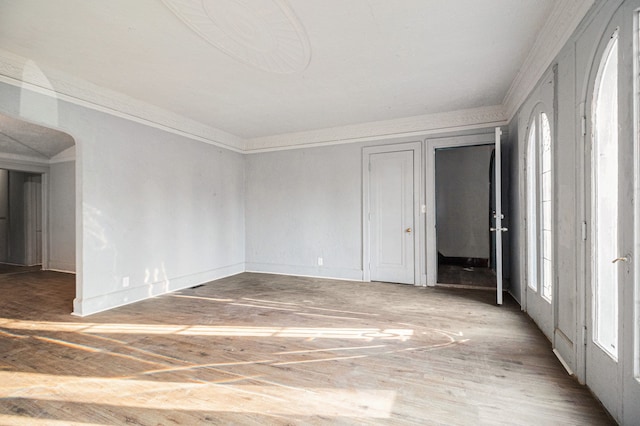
xmin=582 ymin=325 xmax=588 ymax=346
xmin=581 ymin=116 xmax=587 ymax=136
xmin=582 ymin=221 xmax=587 ymax=241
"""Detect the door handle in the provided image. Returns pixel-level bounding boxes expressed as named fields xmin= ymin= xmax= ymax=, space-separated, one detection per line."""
xmin=405 ymin=228 xmax=412 ymax=233
xmin=490 ymin=227 xmax=509 ymax=232
xmin=612 ymin=255 xmax=630 ymax=263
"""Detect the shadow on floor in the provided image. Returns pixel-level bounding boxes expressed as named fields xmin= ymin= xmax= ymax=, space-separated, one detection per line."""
xmin=437 ymin=264 xmax=496 ymax=289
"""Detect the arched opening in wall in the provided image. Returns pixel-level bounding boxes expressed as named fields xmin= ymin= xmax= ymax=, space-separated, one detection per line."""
xmin=0 ymin=112 xmax=76 ymax=303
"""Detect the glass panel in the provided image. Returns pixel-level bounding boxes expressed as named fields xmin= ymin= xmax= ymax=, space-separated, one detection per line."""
xmin=526 ymin=122 xmax=538 ymax=291
xmin=541 ymin=113 xmax=552 ymax=173
xmin=542 ymin=257 xmax=552 ymax=302
xmin=593 ymin=35 xmax=619 ymax=359
xmin=540 ymin=113 xmax=553 ymax=302
xmin=543 ymin=200 xmax=552 ymax=230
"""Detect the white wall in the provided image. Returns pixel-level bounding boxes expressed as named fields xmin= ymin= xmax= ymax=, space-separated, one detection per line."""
xmin=435 ymin=145 xmax=493 ymax=259
xmin=49 ymin=160 xmax=75 ymax=272
xmin=0 ymin=79 xmax=246 ymax=316
xmin=246 ymin=144 xmax=364 ymax=280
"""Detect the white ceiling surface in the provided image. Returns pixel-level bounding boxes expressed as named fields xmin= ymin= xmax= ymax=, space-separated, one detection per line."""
xmin=0 ymin=0 xmax=591 ymax=151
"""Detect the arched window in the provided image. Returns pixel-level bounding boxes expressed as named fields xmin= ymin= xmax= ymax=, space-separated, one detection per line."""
xmin=526 ymin=110 xmax=553 ymax=302
xmin=592 ymin=32 xmax=618 ymax=358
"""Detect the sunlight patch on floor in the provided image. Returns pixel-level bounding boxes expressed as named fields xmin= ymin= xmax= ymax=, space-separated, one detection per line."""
xmin=1 ymin=372 xmax=396 ymax=418
xmin=0 ymin=318 xmax=414 ymax=341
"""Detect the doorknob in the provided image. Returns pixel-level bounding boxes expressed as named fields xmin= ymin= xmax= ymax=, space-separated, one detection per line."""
xmin=405 ymin=228 xmax=412 ymax=233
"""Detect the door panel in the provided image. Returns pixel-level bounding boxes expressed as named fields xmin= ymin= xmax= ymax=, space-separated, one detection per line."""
xmin=492 ymin=127 xmax=504 ymax=305
xmin=524 ymin=69 xmax=555 ymax=342
xmin=584 ymin=3 xmax=640 ymax=420
xmin=623 ymin=2 xmax=640 ymax=422
xmin=586 ymin=25 xmax=623 ymax=422
xmin=370 ymin=150 xmax=414 ymax=284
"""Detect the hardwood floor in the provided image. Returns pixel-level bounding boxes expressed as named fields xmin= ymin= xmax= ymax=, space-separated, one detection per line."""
xmin=437 ymin=264 xmax=497 ymax=289
xmin=0 ymin=271 xmax=613 ymax=425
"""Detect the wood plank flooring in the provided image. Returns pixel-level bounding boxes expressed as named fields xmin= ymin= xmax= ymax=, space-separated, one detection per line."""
xmin=437 ymin=265 xmax=497 ymax=289
xmin=0 ymin=271 xmax=614 ymax=425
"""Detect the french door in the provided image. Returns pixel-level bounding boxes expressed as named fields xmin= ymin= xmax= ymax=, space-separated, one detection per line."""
xmin=585 ymin=2 xmax=640 ymax=422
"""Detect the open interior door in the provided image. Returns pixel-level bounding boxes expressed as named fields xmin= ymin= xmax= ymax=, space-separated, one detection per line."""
xmin=491 ymin=127 xmax=505 ymax=305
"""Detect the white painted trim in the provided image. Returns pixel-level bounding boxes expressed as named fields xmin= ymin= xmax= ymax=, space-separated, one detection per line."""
xmin=553 ymin=348 xmax=575 ymax=376
xmin=504 ymin=0 xmax=595 ymax=120
xmin=72 ymin=263 xmax=245 ymax=316
xmin=248 ymin=106 xmax=506 ymax=153
xmin=245 ymin=264 xmax=363 ymax=282
xmin=362 ymin=142 xmax=423 ymax=286
xmin=0 ymin=154 xmax=48 ymax=168
xmin=47 ymin=269 xmax=76 ymax=274
xmin=425 ymin=131 xmax=497 ymax=287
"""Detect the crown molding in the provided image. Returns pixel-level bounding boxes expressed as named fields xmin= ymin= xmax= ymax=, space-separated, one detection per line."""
xmin=503 ymin=0 xmax=594 ymax=120
xmin=0 ymin=49 xmax=246 ymax=153
xmin=245 ymin=105 xmax=507 ymax=153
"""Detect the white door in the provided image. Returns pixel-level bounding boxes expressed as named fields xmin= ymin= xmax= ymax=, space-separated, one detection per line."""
xmin=623 ymin=2 xmax=640 ymax=422
xmin=492 ymin=128 xmax=505 ymax=305
xmin=585 ymin=4 xmax=639 ymax=420
xmin=369 ymin=150 xmax=415 ymax=284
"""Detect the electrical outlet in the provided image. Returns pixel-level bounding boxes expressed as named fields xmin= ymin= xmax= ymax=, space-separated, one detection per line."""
xmin=318 ymin=257 xmax=323 ymax=266
xmin=122 ymin=276 xmax=130 ymax=287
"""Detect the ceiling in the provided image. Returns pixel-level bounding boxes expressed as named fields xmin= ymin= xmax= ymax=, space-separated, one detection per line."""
xmin=0 ymin=0 xmax=593 ymax=153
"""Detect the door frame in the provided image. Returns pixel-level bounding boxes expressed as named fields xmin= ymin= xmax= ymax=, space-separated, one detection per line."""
xmin=363 ymin=142 xmax=423 ymax=285
xmin=425 ymin=131 xmax=499 ymax=287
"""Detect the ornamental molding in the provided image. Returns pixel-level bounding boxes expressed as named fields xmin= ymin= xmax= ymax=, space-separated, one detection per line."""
xmin=161 ymin=0 xmax=311 ymax=74
xmin=245 ymin=105 xmax=508 ymax=153
xmin=0 ymin=49 xmax=245 ymax=152
xmin=503 ymin=0 xmax=595 ymax=119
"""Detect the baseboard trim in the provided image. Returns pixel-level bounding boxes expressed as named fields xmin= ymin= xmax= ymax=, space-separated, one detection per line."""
xmin=245 ymin=263 xmax=364 ymax=282
xmin=553 ymin=348 xmax=574 ymax=376
xmin=73 ymin=263 xmax=245 ymax=316
xmin=47 ymin=268 xmax=76 ymax=274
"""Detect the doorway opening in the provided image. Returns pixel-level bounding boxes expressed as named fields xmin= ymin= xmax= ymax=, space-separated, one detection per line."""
xmin=0 ymin=112 xmax=76 ymax=292
xmin=435 ymin=144 xmax=496 ymax=290
xmin=0 ymin=168 xmax=44 ymax=275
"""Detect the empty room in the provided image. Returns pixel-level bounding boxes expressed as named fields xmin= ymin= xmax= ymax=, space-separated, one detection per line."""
xmin=0 ymin=0 xmax=638 ymax=424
